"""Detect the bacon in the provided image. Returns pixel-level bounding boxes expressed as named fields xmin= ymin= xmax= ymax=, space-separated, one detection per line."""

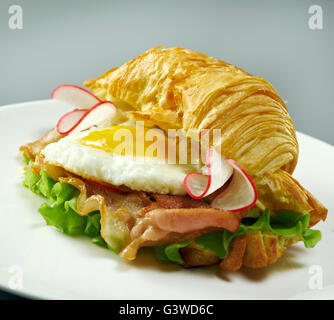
xmin=139 ymin=208 xmax=240 ymax=234
xmin=147 ymin=194 xmax=210 ymax=209
xmin=49 ymin=172 xmax=241 ymax=260
xmin=19 ymin=128 xmax=62 ymax=160
xmin=121 ymin=207 xmax=240 ymax=260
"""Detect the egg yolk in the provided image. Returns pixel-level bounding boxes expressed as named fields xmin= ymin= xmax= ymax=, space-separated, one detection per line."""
xmin=81 ymin=126 xmax=173 ymax=160
xmin=81 ymin=125 xmax=198 ymax=164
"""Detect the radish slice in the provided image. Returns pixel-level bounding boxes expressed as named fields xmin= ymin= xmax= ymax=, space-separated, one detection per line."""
xmin=56 ymin=101 xmax=119 ymax=135
xmin=71 ymin=101 xmax=119 ymax=134
xmin=52 ymin=84 xmax=101 ymax=109
xmin=211 ymin=159 xmax=258 ymax=212
xmin=184 ymin=147 xmax=257 ymax=211
xmin=184 ymin=147 xmax=233 ymax=199
xmin=56 ymin=108 xmax=88 ymax=135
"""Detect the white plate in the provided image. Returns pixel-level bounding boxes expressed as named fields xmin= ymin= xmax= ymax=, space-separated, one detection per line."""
xmin=0 ymin=100 xmax=333 ymax=300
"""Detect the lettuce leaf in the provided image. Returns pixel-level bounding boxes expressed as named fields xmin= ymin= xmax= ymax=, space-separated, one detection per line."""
xmin=91 ymin=235 xmax=108 ymax=248
xmin=154 ymin=240 xmax=192 ymax=264
xmin=23 ymin=170 xmax=42 ymax=196
xmin=85 ymin=213 xmax=102 ymax=237
xmin=23 ymin=152 xmax=33 ymax=166
xmin=302 ymin=229 xmax=322 ymax=248
xmin=23 ymin=169 xmax=107 ymax=247
xmin=38 ymin=202 xmax=87 ymax=235
xmin=194 ymin=224 xmax=248 ymax=259
xmin=154 ymin=209 xmax=321 ymax=265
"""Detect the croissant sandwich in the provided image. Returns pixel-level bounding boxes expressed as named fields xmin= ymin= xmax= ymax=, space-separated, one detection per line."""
xmin=20 ymin=47 xmax=327 ymax=271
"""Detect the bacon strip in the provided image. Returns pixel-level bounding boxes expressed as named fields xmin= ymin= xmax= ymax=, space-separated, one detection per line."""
xmin=122 ymin=208 xmax=240 ymax=260
xmin=138 ymin=208 xmax=240 ymax=234
xmin=47 ymin=171 xmax=240 ymax=260
xmin=19 ymin=128 xmax=62 ymax=160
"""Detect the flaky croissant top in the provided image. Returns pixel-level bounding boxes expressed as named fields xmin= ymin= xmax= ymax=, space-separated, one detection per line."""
xmin=84 ymin=47 xmax=298 ymax=177
xmin=84 ymin=47 xmax=327 ymax=225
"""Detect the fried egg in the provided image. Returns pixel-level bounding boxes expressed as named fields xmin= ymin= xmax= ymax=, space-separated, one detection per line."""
xmin=41 ymin=124 xmax=201 ymax=195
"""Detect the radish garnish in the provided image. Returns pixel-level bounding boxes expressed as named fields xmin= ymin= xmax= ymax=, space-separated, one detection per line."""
xmin=184 ymin=147 xmax=257 ymax=211
xmin=211 ymin=159 xmax=257 ymax=212
xmin=53 ymin=84 xmax=123 ymax=135
xmin=184 ymin=147 xmax=233 ymax=199
xmin=56 ymin=101 xmax=119 ymax=135
xmin=56 ymin=108 xmax=88 ymax=135
xmin=70 ymin=101 xmax=118 ymax=134
xmin=52 ymin=84 xmax=101 ymax=109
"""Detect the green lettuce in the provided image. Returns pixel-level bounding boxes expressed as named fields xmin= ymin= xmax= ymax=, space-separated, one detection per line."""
xmin=154 ymin=240 xmax=192 ymax=264
xmin=23 ymin=169 xmax=107 ymax=247
xmin=154 ymin=209 xmax=321 ymax=265
xmin=194 ymin=224 xmax=248 ymax=259
xmin=22 ymin=152 xmax=34 ymax=166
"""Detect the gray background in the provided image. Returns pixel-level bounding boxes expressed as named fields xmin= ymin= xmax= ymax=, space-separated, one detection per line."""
xmin=0 ymin=0 xmax=333 ymax=299
xmin=0 ymin=0 xmax=333 ymax=145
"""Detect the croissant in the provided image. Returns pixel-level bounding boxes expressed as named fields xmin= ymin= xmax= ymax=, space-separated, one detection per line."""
xmin=83 ymin=47 xmax=327 ymax=269
xmin=84 ymin=47 xmax=326 ymax=217
xmin=21 ymin=47 xmax=327 ymax=272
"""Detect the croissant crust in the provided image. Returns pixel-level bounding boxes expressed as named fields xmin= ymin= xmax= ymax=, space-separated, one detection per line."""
xmin=84 ymin=47 xmax=298 ymax=177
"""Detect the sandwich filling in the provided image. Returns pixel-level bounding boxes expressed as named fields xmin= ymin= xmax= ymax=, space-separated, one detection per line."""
xmin=21 ymin=100 xmax=324 ymax=270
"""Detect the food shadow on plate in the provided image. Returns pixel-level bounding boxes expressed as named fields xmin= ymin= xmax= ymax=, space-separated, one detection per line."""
xmin=115 ymin=247 xmax=183 ymax=273
xmin=80 ymin=241 xmax=309 ymax=281
xmin=217 ymin=246 xmax=307 ymax=282
xmin=114 ymin=247 xmax=220 ymax=279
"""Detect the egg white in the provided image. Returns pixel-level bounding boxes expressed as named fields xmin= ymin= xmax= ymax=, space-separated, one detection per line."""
xmin=41 ymin=130 xmax=199 ymax=195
